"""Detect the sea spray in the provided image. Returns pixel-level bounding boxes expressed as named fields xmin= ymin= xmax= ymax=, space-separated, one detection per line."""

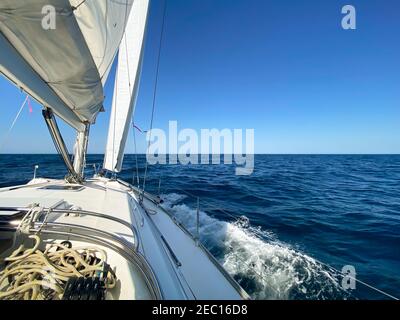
xmin=161 ymin=193 xmax=351 ymax=300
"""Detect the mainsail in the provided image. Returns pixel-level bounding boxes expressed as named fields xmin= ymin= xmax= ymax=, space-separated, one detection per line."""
xmin=103 ymin=0 xmax=150 ymax=172
xmin=0 ymin=0 xmax=134 ymax=130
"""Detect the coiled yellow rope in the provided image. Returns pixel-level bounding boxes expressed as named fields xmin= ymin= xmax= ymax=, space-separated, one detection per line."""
xmin=0 ymin=235 xmax=116 ymax=300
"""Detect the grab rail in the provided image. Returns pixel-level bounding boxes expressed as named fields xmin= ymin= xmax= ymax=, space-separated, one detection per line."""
xmin=143 ymin=184 xmax=400 ymax=301
xmin=117 ymin=179 xmax=251 ymax=300
xmin=28 ymin=226 xmax=163 ymax=300
xmin=0 ymin=206 xmax=139 ymax=251
xmin=0 ymin=206 xmax=163 ymax=300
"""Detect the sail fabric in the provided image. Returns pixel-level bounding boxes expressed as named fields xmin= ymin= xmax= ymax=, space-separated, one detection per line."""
xmin=0 ymin=31 xmax=85 ymax=130
xmin=0 ymin=0 xmax=133 ymax=128
xmin=103 ymin=0 xmax=150 ymax=172
xmin=70 ymin=0 xmax=133 ymax=86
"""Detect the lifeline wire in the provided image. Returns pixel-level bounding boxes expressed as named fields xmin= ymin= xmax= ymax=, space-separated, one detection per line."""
xmin=141 ymin=0 xmax=168 ymax=201
xmin=160 ymin=187 xmax=399 ymax=300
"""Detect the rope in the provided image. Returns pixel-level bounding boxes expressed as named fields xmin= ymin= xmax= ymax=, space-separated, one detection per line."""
xmin=18 ymin=205 xmax=44 ymax=234
xmin=160 ymin=188 xmax=399 ymax=300
xmin=0 ymin=235 xmax=116 ymax=300
xmin=141 ymin=0 xmax=168 ymax=201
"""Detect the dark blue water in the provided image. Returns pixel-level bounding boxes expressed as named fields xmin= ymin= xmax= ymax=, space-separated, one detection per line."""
xmin=1 ymin=154 xmax=399 ymax=300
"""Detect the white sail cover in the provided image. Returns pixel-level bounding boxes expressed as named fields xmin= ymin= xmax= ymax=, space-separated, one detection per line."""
xmin=0 ymin=0 xmax=134 ymax=130
xmin=103 ymin=0 xmax=150 ymax=172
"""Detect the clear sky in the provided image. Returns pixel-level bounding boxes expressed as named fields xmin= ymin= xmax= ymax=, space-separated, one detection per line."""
xmin=0 ymin=0 xmax=399 ymax=154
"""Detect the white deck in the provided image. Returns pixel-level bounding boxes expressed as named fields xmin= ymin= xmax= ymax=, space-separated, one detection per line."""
xmin=0 ymin=177 xmax=248 ymax=300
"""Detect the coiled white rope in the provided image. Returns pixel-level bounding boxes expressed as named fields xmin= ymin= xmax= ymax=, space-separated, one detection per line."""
xmin=0 ymin=235 xmax=116 ymax=300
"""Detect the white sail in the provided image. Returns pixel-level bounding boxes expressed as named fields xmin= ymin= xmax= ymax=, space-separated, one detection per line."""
xmin=70 ymin=0 xmax=134 ymax=86
xmin=103 ymin=0 xmax=150 ymax=172
xmin=0 ymin=0 xmax=134 ymax=129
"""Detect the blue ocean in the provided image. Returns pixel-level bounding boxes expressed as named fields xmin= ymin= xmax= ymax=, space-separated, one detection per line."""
xmin=1 ymin=154 xmax=399 ymax=300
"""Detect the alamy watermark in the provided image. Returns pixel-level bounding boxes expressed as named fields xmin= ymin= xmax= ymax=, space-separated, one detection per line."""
xmin=40 ymin=4 xmax=357 ymax=31
xmin=341 ymin=265 xmax=357 ymax=290
xmin=41 ymin=5 xmax=56 ymax=30
xmin=146 ymin=121 xmax=255 ymax=176
xmin=342 ymin=5 xmax=357 ymax=30
xmin=37 ymin=4 xmax=357 ymax=177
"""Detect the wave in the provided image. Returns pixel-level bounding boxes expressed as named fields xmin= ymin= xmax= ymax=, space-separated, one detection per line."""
xmin=161 ymin=193 xmax=351 ymax=300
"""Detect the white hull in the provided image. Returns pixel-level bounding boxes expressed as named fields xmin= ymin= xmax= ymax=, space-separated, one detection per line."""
xmin=0 ymin=177 xmax=249 ymax=300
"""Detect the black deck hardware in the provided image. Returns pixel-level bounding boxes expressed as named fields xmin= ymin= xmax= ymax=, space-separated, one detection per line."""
xmin=62 ymin=277 xmax=106 ymax=301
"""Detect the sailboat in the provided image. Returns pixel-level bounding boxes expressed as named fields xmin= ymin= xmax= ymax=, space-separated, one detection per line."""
xmin=0 ymin=0 xmax=250 ymax=300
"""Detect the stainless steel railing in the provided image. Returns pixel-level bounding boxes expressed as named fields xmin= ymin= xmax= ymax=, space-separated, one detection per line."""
xmin=119 ymin=180 xmax=251 ymax=300
xmin=0 ymin=206 xmax=139 ymax=249
xmin=0 ymin=206 xmax=163 ymax=300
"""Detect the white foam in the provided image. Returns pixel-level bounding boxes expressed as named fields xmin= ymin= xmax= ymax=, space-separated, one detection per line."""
xmin=162 ymin=193 xmax=348 ymax=300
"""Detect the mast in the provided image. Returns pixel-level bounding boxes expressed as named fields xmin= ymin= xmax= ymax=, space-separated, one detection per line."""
xmin=0 ymin=0 xmax=136 ymax=181
xmin=73 ymin=124 xmax=90 ymax=179
xmin=0 ymin=0 xmax=152 ymax=180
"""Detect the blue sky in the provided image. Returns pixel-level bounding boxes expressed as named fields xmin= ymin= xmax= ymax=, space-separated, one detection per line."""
xmin=0 ymin=0 xmax=399 ymax=154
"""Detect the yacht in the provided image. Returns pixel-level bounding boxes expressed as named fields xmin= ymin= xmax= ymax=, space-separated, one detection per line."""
xmin=0 ymin=0 xmax=250 ymax=300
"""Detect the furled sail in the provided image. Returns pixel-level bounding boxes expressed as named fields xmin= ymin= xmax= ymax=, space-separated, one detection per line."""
xmin=103 ymin=0 xmax=150 ymax=172
xmin=0 ymin=0 xmax=134 ymax=130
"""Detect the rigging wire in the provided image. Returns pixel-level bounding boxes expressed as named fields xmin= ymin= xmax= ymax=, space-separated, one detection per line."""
xmin=132 ymin=126 xmax=141 ymax=187
xmin=156 ymin=185 xmax=399 ymax=300
xmin=109 ymin=0 xmax=134 ymax=179
xmin=141 ymin=0 xmax=168 ymax=201
xmin=111 ymin=59 xmax=120 ymax=178
xmin=71 ymin=0 xmax=87 ymax=11
xmin=109 ymin=1 xmax=133 ymax=178
xmin=69 ymin=0 xmax=396 ymax=301
xmin=314 ymin=259 xmax=398 ymax=300
xmin=0 ymin=95 xmax=29 ymax=152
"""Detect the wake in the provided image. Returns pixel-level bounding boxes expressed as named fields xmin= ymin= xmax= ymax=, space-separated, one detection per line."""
xmin=161 ymin=193 xmax=350 ymax=300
